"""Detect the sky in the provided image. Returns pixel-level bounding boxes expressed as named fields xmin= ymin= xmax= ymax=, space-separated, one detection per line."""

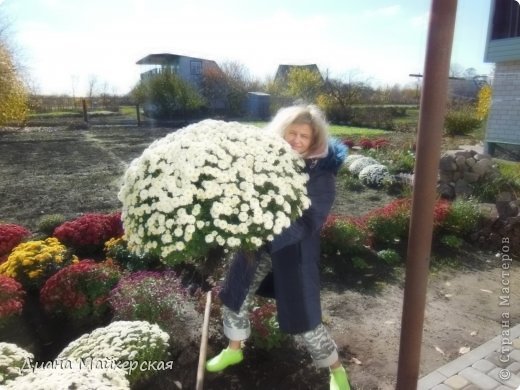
xmin=1 ymin=0 xmax=494 ymax=96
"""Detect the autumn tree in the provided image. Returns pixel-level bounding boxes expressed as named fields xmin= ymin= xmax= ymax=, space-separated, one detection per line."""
xmin=286 ymin=67 xmax=324 ymax=103
xmin=0 ymin=15 xmax=28 ymax=125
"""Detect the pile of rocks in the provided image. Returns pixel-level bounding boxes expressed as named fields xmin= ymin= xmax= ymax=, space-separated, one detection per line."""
xmin=473 ymin=192 xmax=520 ymax=256
xmin=437 ymin=149 xmax=498 ymax=199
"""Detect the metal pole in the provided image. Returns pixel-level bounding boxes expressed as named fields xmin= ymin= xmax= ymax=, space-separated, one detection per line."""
xmin=396 ymin=1 xmax=457 ymax=388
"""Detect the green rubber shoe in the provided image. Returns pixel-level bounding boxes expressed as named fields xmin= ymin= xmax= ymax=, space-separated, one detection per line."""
xmin=330 ymin=366 xmax=350 ymax=390
xmin=206 ymin=347 xmax=244 ymax=373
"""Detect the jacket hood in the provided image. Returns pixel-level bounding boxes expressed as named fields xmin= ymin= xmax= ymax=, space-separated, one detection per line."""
xmin=313 ymin=138 xmax=348 ymax=175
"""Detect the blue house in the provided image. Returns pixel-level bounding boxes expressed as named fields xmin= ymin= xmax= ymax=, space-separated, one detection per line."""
xmin=484 ymin=0 xmax=520 ymax=157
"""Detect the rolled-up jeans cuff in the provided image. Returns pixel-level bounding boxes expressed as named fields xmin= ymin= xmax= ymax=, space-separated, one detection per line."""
xmin=314 ymin=349 xmax=339 ymax=368
xmin=223 ymin=323 xmax=251 ymax=341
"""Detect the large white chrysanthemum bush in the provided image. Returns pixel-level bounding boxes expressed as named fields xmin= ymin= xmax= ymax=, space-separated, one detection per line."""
xmin=118 ymin=119 xmax=310 ymax=265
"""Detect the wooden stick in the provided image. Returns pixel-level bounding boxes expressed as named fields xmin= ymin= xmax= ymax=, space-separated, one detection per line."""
xmin=196 ymin=291 xmax=212 ymax=390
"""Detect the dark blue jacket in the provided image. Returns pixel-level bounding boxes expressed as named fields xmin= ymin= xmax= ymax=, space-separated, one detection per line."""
xmin=219 ymin=139 xmax=347 ymax=334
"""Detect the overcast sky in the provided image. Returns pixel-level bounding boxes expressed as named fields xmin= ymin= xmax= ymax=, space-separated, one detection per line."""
xmin=1 ymin=0 xmax=494 ymax=95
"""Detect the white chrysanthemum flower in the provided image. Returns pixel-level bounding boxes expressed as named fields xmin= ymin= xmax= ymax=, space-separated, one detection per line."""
xmin=344 ymin=154 xmax=364 ymax=168
xmin=358 ymin=164 xmax=391 ymax=188
xmin=348 ymin=157 xmax=379 ymax=176
xmin=119 ymin=119 xmax=310 ymax=265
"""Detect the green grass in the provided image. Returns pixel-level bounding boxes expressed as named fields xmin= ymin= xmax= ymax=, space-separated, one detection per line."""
xmin=119 ymin=105 xmax=138 ymax=117
xmin=28 ymin=111 xmax=82 ymax=118
xmin=240 ymin=121 xmax=388 ymax=137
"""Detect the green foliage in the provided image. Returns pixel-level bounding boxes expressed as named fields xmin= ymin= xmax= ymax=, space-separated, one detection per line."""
xmin=342 ymin=173 xmax=365 ymax=192
xmin=444 ymin=107 xmax=482 ymax=136
xmin=37 ymin=214 xmax=66 ymax=236
xmin=377 ymin=249 xmax=401 ymax=265
xmin=132 ymin=69 xmax=206 ymax=119
xmin=472 ymin=160 xmax=520 ymax=202
xmin=439 ymin=234 xmax=464 ymax=249
xmin=364 ymin=199 xmax=411 ymax=246
xmin=249 ymin=301 xmax=290 ymax=350
xmin=351 ymin=256 xmax=370 ymax=270
xmin=321 ymin=216 xmax=366 ymax=256
xmin=104 ymin=237 xmax=160 ymax=271
xmin=440 ymin=198 xmax=481 ymax=237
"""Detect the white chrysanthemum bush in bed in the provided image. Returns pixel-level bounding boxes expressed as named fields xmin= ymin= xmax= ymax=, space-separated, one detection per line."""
xmin=0 ymin=342 xmax=34 ymax=385
xmin=58 ymin=320 xmax=169 ymax=384
xmin=347 ymin=156 xmax=379 ymax=176
xmin=358 ymin=164 xmax=391 ymax=188
xmin=118 ymin=120 xmax=310 ymax=265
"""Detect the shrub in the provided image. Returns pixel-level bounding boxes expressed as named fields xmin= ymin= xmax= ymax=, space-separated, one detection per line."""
xmin=321 ymin=215 xmax=365 ymax=256
xmin=40 ymin=259 xmax=122 ymax=323
xmin=342 ymin=139 xmax=355 ymax=148
xmin=58 ymin=320 xmax=170 ymax=384
xmin=53 ymin=212 xmax=123 ymax=253
xmin=4 ymin=361 xmax=130 ymax=389
xmin=440 ymin=234 xmax=464 ymax=249
xmin=386 ymin=149 xmax=415 ymax=175
xmin=104 ymin=237 xmax=160 ymax=271
xmin=348 ymin=157 xmax=379 ymax=176
xmin=37 ymin=214 xmax=66 ymax=236
xmin=0 ymin=224 xmax=30 ymax=258
xmin=440 ymin=198 xmax=482 ymax=237
xmin=344 ymin=154 xmax=364 ymax=168
xmin=0 ymin=275 xmax=25 ymax=326
xmin=0 ymin=238 xmax=78 ymax=290
xmin=132 ymin=69 xmax=206 ymax=120
xmin=0 ymin=342 xmax=34 ymax=385
xmin=444 ymin=108 xmax=481 ymax=136
xmin=377 ymin=249 xmax=401 ymax=265
xmin=476 ymin=84 xmax=492 ymax=121
xmin=109 ymin=271 xmax=187 ymax=336
xmin=363 ymin=199 xmax=412 ymax=246
xmin=359 ymin=138 xmax=374 ymax=150
xmin=358 ymin=164 xmax=390 ymax=188
xmin=341 ymin=174 xmax=365 ymax=192
xmin=249 ymin=301 xmax=289 ymax=350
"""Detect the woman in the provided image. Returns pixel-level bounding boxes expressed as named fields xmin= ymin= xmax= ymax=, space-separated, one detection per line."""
xmin=206 ymin=105 xmax=350 ymax=390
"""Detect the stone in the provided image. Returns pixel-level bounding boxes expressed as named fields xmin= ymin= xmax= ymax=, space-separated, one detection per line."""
xmin=440 ymin=155 xmax=457 ymax=171
xmin=439 ymin=172 xmax=454 ymax=183
xmin=454 ymin=150 xmax=473 ymax=158
xmin=472 ymin=159 xmax=493 ymax=176
xmin=465 ymin=157 xmax=476 ymax=167
xmin=455 ymin=155 xmax=467 ymax=169
xmin=496 ymin=200 xmax=519 ymax=220
xmin=463 ymin=172 xmax=480 ymax=183
xmin=459 ymin=367 xmax=500 ymax=389
xmin=472 ymin=359 xmax=497 ymax=373
xmin=438 ymin=183 xmax=455 ymax=199
xmin=497 ymin=192 xmax=515 ymax=202
xmin=455 ymin=179 xmax=472 ymax=197
xmin=443 ymin=374 xmax=469 ymax=388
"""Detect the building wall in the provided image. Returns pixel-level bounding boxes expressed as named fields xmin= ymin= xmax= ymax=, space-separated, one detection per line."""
xmin=485 ymin=61 xmax=520 ymax=149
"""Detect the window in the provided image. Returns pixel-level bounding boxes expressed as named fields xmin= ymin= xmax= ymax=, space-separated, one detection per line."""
xmin=190 ymin=60 xmax=202 ymax=75
xmin=492 ymin=0 xmax=520 ymax=39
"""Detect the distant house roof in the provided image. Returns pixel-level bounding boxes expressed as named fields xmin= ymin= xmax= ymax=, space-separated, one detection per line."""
xmin=136 ymin=53 xmax=217 ymax=66
xmin=274 ymin=64 xmax=323 ymax=84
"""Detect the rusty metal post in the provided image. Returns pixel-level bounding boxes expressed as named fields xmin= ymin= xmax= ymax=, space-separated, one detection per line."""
xmin=396 ymin=1 xmax=457 ymax=388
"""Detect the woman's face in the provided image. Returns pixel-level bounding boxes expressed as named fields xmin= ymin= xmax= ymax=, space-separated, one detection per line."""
xmin=284 ymin=123 xmax=313 ymax=155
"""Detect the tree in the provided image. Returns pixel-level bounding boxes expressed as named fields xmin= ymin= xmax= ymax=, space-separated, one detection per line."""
xmin=476 ymin=84 xmax=492 ymax=121
xmin=286 ymin=67 xmax=324 ymax=103
xmin=0 ymin=13 xmax=28 ymax=125
xmin=132 ymin=69 xmax=206 ymax=119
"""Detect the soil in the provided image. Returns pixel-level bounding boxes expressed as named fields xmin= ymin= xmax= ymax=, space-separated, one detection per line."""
xmin=1 ymin=125 xmax=518 ymax=389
